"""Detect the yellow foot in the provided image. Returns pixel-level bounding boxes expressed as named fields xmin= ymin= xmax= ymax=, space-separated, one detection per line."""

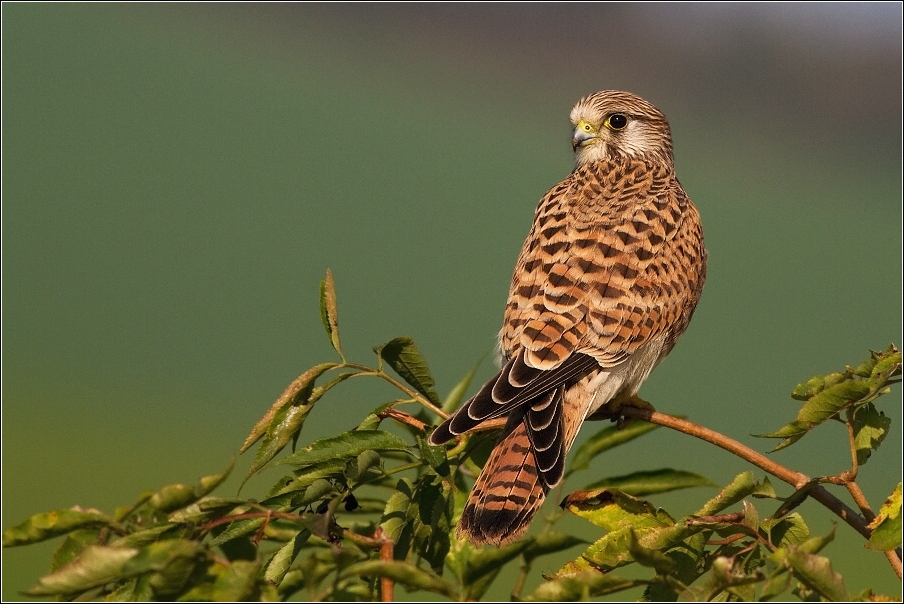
xmin=586 ymin=394 xmax=656 ymax=428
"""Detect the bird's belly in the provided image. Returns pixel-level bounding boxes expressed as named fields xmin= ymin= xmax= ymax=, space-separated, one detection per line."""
xmin=583 ymin=335 xmax=668 ymax=417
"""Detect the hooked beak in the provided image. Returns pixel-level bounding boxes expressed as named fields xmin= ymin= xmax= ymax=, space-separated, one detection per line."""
xmin=572 ymin=119 xmax=598 ymax=151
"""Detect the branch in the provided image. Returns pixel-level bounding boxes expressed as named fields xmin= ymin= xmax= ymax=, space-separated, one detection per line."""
xmin=620 ymin=408 xmax=872 ymax=538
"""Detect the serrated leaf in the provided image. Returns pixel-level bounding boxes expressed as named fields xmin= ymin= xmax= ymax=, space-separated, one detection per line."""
xmin=559 ymin=489 xmax=680 ymax=572
xmin=267 ymin=458 xmax=348 ymax=499
xmin=149 ymin=459 xmax=233 ymax=513
xmin=243 ymin=393 xmax=324 ymax=487
xmin=765 ymin=512 xmax=809 ymax=547
xmin=866 ymin=483 xmax=902 ymax=551
xmin=167 ymin=497 xmax=249 ymax=524
xmin=50 ymin=529 xmax=102 ymax=573
xmin=3 ymin=507 xmax=113 ymax=547
xmin=417 ymin=436 xmax=450 ymax=477
xmin=870 ymin=347 xmax=902 ymax=379
xmin=695 ymin=471 xmax=762 ymax=516
xmin=762 ymin=381 xmax=871 ymax=452
xmin=264 ymin=530 xmax=310 ymax=584
xmin=25 ymin=545 xmax=138 ymax=596
xmin=798 ymin=380 xmax=871 ymax=424
xmin=852 ymin=357 xmax=878 ymax=378
xmin=375 ymin=336 xmax=441 ymax=405
xmin=320 ymin=269 xmax=343 ymax=358
xmin=241 ymin=362 xmax=338 ymax=454
xmin=379 ymin=478 xmax=414 ymax=546
xmin=526 ymin=570 xmax=639 ymax=600
xmin=110 ymin=525 xmax=179 ymax=549
xmin=442 ymin=358 xmax=483 ymax=413
xmin=178 ymin=559 xmax=261 ymax=602
xmin=627 ymin=529 xmax=676 ymax=573
xmin=567 ymin=420 xmax=660 ymax=476
xmin=852 ymin=403 xmax=891 ymax=466
xmin=344 ymin=560 xmax=456 ymax=597
xmin=799 ymin=524 xmax=836 ymax=554
xmin=273 ymin=430 xmax=409 ymax=468
xmin=584 ymin=468 xmax=714 ymax=496
xmin=123 ymin=539 xmax=200 ymax=596
xmin=562 ymin=488 xmax=674 ymax=532
xmin=209 ymin=518 xmax=267 ymax=547
xmin=783 ymin=546 xmax=850 ymax=601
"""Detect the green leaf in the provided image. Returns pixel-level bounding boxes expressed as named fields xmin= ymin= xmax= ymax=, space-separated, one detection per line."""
xmin=627 ymin=529 xmax=676 ymax=574
xmin=558 ymin=489 xmax=679 ymax=572
xmin=375 ymin=336 xmax=441 ymax=405
xmin=525 ymin=570 xmax=639 ymax=600
xmin=379 ymin=478 xmax=415 ymax=546
xmin=3 ymin=506 xmax=113 ymax=547
xmin=148 ymin=459 xmax=233 ymax=513
xmin=50 ymin=529 xmax=102 ymax=573
xmin=355 ymin=401 xmax=397 ymax=430
xmin=208 ymin=518 xmax=267 ymax=548
xmin=783 ymin=546 xmax=850 ymax=601
xmin=124 ymin=539 xmax=201 ymax=596
xmin=267 ymin=458 xmax=349 ymax=499
xmin=242 ymin=368 xmax=349 ymax=487
xmin=561 ymin=488 xmax=674 ymax=532
xmin=870 ymin=346 xmax=902 ymax=379
xmin=753 ymin=421 xmax=811 ymax=452
xmin=344 ymin=560 xmax=456 ymax=598
xmin=798 ymin=380 xmax=871 ymax=424
xmin=567 ymin=420 xmax=660 ymax=476
xmin=167 ymin=497 xmax=249 ymax=524
xmin=25 ymin=545 xmax=138 ymax=596
xmin=764 ymin=512 xmax=809 ymax=547
xmin=273 ymin=430 xmax=409 ymax=468
xmin=695 ymin=471 xmax=766 ymax=516
xmin=852 ymin=403 xmax=891 ymax=466
xmin=417 ymin=435 xmax=450 ymax=477
xmin=264 ymin=530 xmax=310 ymax=585
xmin=799 ymin=524 xmax=836 ymax=555
xmin=110 ymin=525 xmax=180 ymax=549
xmin=320 ymin=268 xmax=343 ymax=358
xmin=178 ymin=559 xmax=261 ymax=602
xmin=241 ymin=362 xmax=338 ymax=454
xmin=866 ymin=483 xmax=902 ymax=551
xmin=584 ymin=468 xmax=714 ymax=496
xmin=442 ymin=358 xmax=483 ymax=413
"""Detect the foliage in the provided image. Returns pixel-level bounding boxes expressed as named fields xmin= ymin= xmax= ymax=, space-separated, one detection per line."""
xmin=4 ymin=271 xmax=901 ymax=601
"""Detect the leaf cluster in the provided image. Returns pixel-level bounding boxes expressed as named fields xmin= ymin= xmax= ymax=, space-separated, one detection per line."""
xmin=3 ymin=272 xmax=900 ymax=601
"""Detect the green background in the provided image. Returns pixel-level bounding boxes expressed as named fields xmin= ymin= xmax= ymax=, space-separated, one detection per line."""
xmin=3 ymin=4 xmax=901 ymax=599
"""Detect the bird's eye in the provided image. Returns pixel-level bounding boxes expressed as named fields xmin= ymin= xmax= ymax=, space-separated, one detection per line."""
xmin=606 ymin=114 xmax=628 ymax=130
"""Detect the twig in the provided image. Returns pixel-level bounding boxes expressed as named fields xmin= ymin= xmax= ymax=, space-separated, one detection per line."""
xmin=378 ymin=528 xmax=395 ymax=602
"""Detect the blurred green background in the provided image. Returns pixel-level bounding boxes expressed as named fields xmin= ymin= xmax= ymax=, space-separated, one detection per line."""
xmin=2 ymin=4 xmax=901 ymax=599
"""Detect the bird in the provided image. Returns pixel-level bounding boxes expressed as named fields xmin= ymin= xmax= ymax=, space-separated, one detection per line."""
xmin=428 ymin=90 xmax=707 ymax=546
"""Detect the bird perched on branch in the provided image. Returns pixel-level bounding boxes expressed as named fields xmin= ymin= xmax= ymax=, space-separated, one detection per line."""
xmin=429 ymin=90 xmax=707 ymax=546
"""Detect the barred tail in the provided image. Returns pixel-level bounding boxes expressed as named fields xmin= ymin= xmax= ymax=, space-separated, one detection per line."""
xmin=457 ymin=419 xmax=548 ymax=546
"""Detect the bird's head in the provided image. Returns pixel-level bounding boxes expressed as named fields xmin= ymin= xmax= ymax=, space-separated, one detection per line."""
xmin=569 ymin=90 xmax=674 ymax=167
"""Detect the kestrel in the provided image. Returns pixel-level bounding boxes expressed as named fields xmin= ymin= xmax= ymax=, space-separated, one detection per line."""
xmin=429 ymin=91 xmax=707 ymax=546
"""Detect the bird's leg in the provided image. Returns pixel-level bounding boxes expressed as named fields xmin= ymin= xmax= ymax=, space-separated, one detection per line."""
xmin=585 ymin=394 xmax=656 ymax=428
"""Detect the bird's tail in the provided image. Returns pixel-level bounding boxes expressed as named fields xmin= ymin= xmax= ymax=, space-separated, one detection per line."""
xmin=457 ymin=418 xmax=548 ymax=546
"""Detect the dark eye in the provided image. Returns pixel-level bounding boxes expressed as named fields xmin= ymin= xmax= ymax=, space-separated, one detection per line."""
xmin=607 ymin=113 xmax=628 ymax=130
